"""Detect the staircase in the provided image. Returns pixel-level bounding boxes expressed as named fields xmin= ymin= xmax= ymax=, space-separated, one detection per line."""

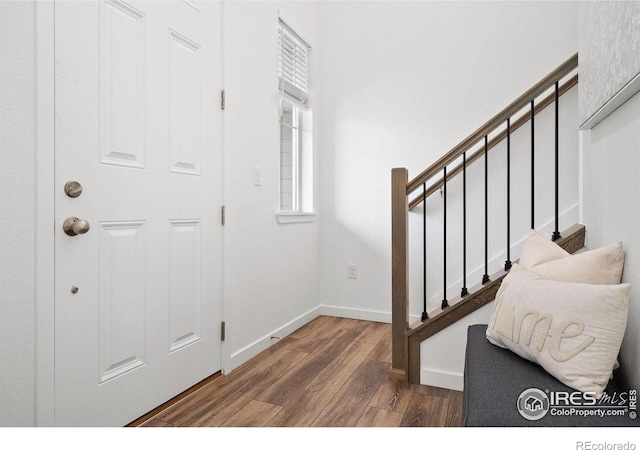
xmin=390 ymin=53 xmax=581 ymax=384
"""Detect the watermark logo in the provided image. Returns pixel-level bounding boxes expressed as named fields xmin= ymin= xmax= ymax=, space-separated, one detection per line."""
xmin=517 ymin=388 xmax=550 ymax=421
xmin=518 ymin=387 xmax=638 ymax=421
xmin=576 ymin=442 xmax=636 ymax=450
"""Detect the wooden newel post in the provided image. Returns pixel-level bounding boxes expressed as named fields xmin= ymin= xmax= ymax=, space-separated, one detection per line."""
xmin=390 ymin=168 xmax=409 ymax=380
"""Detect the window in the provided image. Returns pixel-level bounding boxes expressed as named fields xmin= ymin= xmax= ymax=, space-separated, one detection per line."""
xmin=279 ymin=100 xmax=298 ymax=211
xmin=278 ymin=18 xmax=314 ymax=223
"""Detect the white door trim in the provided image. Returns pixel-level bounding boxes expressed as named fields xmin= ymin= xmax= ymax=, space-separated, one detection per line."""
xmin=35 ymin=0 xmax=55 ymax=427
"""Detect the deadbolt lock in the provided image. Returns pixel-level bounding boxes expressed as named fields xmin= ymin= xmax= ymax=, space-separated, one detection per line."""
xmin=64 ymin=181 xmax=83 ymax=198
xmin=63 ymin=217 xmax=91 ymax=236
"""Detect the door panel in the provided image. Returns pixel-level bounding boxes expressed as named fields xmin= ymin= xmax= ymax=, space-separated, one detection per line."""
xmin=99 ymin=0 xmax=146 ymax=169
xmin=54 ymin=0 xmax=222 ymax=426
xmin=98 ymin=221 xmax=146 ymax=384
xmin=168 ymin=220 xmax=202 ymax=353
xmin=169 ymin=30 xmax=202 ymax=175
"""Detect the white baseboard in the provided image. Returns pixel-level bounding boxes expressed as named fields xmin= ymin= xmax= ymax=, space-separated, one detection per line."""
xmin=225 ymin=304 xmax=396 ymax=375
xmin=319 ymin=305 xmax=391 ymax=323
xmin=420 ymin=368 xmax=464 ymax=392
xmin=225 ymin=206 xmax=582 ymax=382
xmin=226 ymin=306 xmax=322 ymax=373
xmin=226 ymin=303 xmax=467 ymax=392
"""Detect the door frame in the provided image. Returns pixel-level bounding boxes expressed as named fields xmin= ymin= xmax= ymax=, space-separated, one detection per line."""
xmin=34 ymin=1 xmax=226 ymax=426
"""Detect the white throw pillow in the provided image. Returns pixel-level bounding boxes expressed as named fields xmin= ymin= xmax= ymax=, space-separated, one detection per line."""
xmin=519 ymin=229 xmax=625 ymax=285
xmin=519 ymin=229 xmax=570 ymax=268
xmin=486 ymin=265 xmax=630 ymax=398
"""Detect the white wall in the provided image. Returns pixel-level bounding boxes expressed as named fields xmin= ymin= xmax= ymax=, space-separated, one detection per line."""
xmin=579 ymin=0 xmax=640 ymax=393
xmin=0 ymin=1 xmax=37 ymax=426
xmin=222 ymin=1 xmax=323 ymax=371
xmin=315 ymin=1 xmax=579 ymax=388
xmin=581 ymin=92 xmax=640 ymax=392
xmin=579 ymin=1 xmax=640 ymax=126
xmin=0 ymin=0 xmax=584 ymax=426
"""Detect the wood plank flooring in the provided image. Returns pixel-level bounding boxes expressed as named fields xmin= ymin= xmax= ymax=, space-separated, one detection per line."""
xmin=140 ymin=316 xmax=463 ymax=427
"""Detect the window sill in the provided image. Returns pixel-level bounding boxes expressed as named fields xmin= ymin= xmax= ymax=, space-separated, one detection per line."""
xmin=276 ymin=211 xmax=317 ymax=224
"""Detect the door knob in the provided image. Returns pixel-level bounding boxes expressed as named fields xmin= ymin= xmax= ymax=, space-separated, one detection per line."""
xmin=63 ymin=217 xmax=91 ymax=236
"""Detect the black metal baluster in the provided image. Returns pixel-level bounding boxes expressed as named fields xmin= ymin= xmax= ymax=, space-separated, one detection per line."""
xmin=505 ymin=118 xmax=512 ymax=271
xmin=482 ymin=136 xmax=490 ymax=284
xmin=442 ymin=167 xmax=448 ymax=309
xmin=422 ymin=182 xmax=428 ymax=321
xmin=461 ymin=153 xmax=468 ymax=297
xmin=530 ymin=99 xmax=535 ymax=230
xmin=552 ymin=81 xmax=561 ymax=241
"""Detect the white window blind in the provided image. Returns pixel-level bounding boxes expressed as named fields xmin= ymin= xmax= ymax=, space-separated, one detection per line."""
xmin=278 ymin=18 xmax=310 ymax=106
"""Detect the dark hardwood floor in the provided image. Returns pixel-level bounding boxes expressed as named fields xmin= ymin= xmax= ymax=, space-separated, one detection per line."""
xmin=139 ymin=315 xmax=463 ymax=427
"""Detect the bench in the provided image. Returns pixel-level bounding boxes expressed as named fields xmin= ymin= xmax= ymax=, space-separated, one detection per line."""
xmin=462 ymin=324 xmax=637 ymax=427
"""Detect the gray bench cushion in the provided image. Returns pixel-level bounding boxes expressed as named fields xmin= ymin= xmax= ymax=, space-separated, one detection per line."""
xmin=462 ymin=324 xmax=637 ymax=427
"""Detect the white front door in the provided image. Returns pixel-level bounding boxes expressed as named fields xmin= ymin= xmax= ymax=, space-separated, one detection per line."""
xmin=54 ymin=0 xmax=223 ymax=426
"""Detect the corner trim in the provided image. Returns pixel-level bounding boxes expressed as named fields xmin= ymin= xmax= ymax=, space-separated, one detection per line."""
xmin=580 ymin=71 xmax=640 ymax=130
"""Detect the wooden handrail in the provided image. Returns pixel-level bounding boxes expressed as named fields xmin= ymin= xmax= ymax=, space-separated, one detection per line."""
xmin=408 ymin=73 xmax=578 ymax=211
xmin=406 ymin=52 xmax=578 ymax=195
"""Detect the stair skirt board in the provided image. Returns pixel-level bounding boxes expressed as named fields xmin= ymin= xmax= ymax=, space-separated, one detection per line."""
xmin=419 ymin=303 xmax=495 ymax=389
xmin=420 ymin=368 xmax=464 ymax=392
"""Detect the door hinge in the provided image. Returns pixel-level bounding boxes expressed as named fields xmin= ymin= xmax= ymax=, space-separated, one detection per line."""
xmin=221 ymin=89 xmax=225 ymax=110
xmin=221 ymin=321 xmax=226 ymax=341
xmin=221 ymin=205 xmax=226 ymax=226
